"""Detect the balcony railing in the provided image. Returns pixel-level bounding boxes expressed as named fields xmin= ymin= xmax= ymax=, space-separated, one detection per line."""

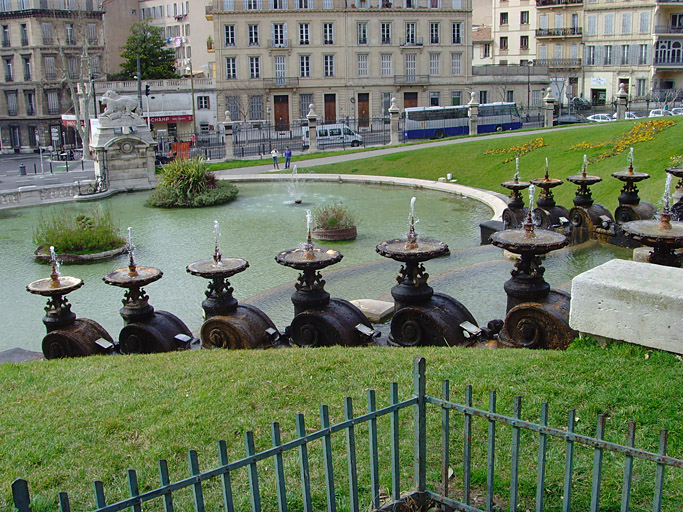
xmin=536 ymin=27 xmax=582 ymax=37
xmin=654 ymin=58 xmax=683 ymax=67
xmin=654 ymin=25 xmax=683 ymax=35
xmin=399 ymin=37 xmax=423 ymax=47
xmin=394 ymin=74 xmax=429 ymax=85
xmin=535 ymin=58 xmax=581 ymax=67
xmin=263 ymin=76 xmax=299 ymax=88
xmin=267 ymin=39 xmax=291 ymax=49
xmin=42 ymin=37 xmax=54 ymax=45
xmin=536 ymin=0 xmax=582 ymax=6
xmin=473 ymin=64 xmax=550 ymax=75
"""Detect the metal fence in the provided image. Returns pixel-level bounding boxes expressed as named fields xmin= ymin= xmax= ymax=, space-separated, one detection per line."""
xmin=11 ymin=357 xmax=682 ymax=512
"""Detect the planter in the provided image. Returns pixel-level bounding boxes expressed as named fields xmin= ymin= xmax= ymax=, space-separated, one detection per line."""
xmin=311 ymin=226 xmax=357 ymax=241
xmin=34 ymin=243 xmax=128 ymax=264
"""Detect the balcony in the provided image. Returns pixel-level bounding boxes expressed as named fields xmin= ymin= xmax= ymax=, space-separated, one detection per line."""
xmin=536 ymin=0 xmax=582 ymax=6
xmin=654 ymin=25 xmax=683 ymax=35
xmin=400 ymin=37 xmax=423 ymax=47
xmin=263 ymin=76 xmax=299 ymax=88
xmin=394 ymin=74 xmax=429 ymax=85
xmin=535 ymin=58 xmax=581 ymax=68
xmin=654 ymin=57 xmax=683 ymax=68
xmin=268 ymin=39 xmax=291 ymax=49
xmin=536 ymin=27 xmax=582 ymax=38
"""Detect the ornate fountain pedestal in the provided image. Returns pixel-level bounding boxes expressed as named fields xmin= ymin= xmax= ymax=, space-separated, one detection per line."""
xmin=276 ymin=245 xmax=376 ymax=347
xmin=666 ymin=166 xmax=683 ymax=221
xmin=376 ymin=234 xmax=482 ymax=347
xmin=501 ymin=178 xmax=530 ymax=230
xmin=187 ymin=257 xmax=279 ymax=349
xmin=622 ymin=210 xmax=683 ymax=267
xmin=490 ymin=220 xmax=576 ymax=349
xmin=612 ymin=166 xmax=656 ymax=223
xmin=27 ymin=274 xmax=114 ymax=359
xmin=529 ymin=171 xmax=570 ymax=231
xmin=103 ymin=261 xmax=193 ymax=354
xmin=567 ymin=172 xmax=614 ymax=245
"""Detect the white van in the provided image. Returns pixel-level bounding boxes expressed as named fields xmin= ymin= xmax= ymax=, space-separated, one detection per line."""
xmin=302 ymin=124 xmax=363 ymax=149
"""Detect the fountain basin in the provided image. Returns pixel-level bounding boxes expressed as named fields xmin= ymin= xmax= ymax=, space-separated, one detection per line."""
xmin=376 ymin=238 xmax=449 ymax=262
xmin=27 ymin=276 xmax=83 ymax=296
xmin=490 ymin=229 xmax=568 ymax=255
xmin=187 ymin=258 xmax=249 ymax=279
xmin=103 ymin=266 xmax=163 ymax=288
xmin=276 ymin=247 xmax=342 ymax=270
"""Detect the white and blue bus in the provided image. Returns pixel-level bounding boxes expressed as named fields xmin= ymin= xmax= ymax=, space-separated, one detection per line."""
xmin=403 ymin=102 xmax=523 ymax=139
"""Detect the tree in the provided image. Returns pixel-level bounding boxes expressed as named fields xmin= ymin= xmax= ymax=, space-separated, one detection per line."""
xmin=119 ymin=20 xmax=177 ymax=80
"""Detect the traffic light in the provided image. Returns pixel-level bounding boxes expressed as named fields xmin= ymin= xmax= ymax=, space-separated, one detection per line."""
xmin=145 ymin=84 xmax=151 ymax=96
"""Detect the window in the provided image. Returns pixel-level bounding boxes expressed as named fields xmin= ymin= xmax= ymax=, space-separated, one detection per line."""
xmin=65 ymin=23 xmax=75 ymax=45
xmin=22 ymin=56 xmax=31 ymax=81
xmin=357 ymin=54 xmax=368 ymax=76
xmin=3 ymin=57 xmax=13 ymax=81
xmin=323 ymin=23 xmax=334 ymax=45
xmin=499 ymin=37 xmax=508 ymax=51
xmin=405 ymin=53 xmax=416 ymax=76
xmin=224 ymin=25 xmax=235 ymax=46
xmin=587 ymin=15 xmax=596 ymax=36
xmin=639 ymin=12 xmax=650 ymax=34
xmin=299 ymin=23 xmax=309 ymax=45
xmin=430 ymin=92 xmax=440 ymax=106
xmin=300 ymin=93 xmax=312 ymax=118
xmin=381 ymin=22 xmax=392 ymax=44
xmin=272 ymin=23 xmax=286 ymax=47
xmin=429 ymin=53 xmax=440 ymax=75
xmin=44 ymin=56 xmax=56 ymax=80
xmin=46 ymin=90 xmax=60 ymax=114
xmin=20 ymin=24 xmax=28 ymax=46
xmin=87 ymin=23 xmax=98 ymax=45
xmin=357 ymin=22 xmax=368 ymax=45
xmin=197 ymin=96 xmax=210 ymax=109
xmin=382 ymin=92 xmax=391 ymax=115
xmin=430 ymin=23 xmax=440 ymax=44
xmin=451 ymin=22 xmax=463 ymax=44
xmin=520 ymin=11 xmax=529 ymax=25
xmin=299 ymin=55 xmax=311 ymax=77
xmin=323 ymin=54 xmax=335 ymax=76
xmin=520 ymin=35 xmax=528 ymax=50
xmin=225 ymin=57 xmax=236 ymax=79
xmin=636 ymin=78 xmax=646 ymax=97
xmin=405 ymin=22 xmax=416 ymax=44
xmin=297 ymin=0 xmax=310 ymax=8
xmin=621 ymin=45 xmax=629 ymax=65
xmin=532 ymin=90 xmax=541 ymax=106
xmin=482 ymin=43 xmax=490 ymax=58
xmin=323 ymin=0 xmax=333 ymax=8
xmin=248 ymin=24 xmax=259 ymax=46
xmin=226 ymin=96 xmax=240 ymax=121
xmin=586 ymin=45 xmax=595 ymax=65
xmin=451 ymin=52 xmax=461 ymax=75
xmin=479 ymin=90 xmax=488 ymax=104
xmin=451 ymin=91 xmax=461 ymax=106
xmin=249 ymin=95 xmax=263 ymax=120
xmin=245 ymin=0 xmax=262 ymax=9
xmin=604 ymin=14 xmax=614 ymax=35
xmin=41 ymin=22 xmax=53 ymax=44
xmin=622 ymin=13 xmax=631 ymax=34
xmin=500 ymin=12 xmax=508 ymax=26
xmin=506 ymin=90 xmax=514 ymax=103
xmin=67 ymin=56 xmax=78 ymax=78
xmin=2 ymin=25 xmax=9 ymax=47
xmin=6 ymin=91 xmax=17 ymax=115
xmin=249 ymin=56 xmax=260 ymax=78
xmin=638 ymin=44 xmax=647 ymax=65
xmin=381 ymin=54 xmax=392 ymax=76
xmin=273 ymin=0 xmax=287 ymax=8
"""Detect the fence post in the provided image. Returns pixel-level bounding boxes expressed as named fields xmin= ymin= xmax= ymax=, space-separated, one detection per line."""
xmin=544 ymin=89 xmax=556 ymax=128
xmin=223 ymin=120 xmax=235 ymax=160
xmin=306 ymin=104 xmax=318 ymax=153
xmin=467 ymin=92 xmax=479 ymax=136
xmin=12 ymin=479 xmax=33 ymax=512
xmin=389 ymin=97 xmax=400 ymax=146
xmin=413 ymin=357 xmax=426 ymax=492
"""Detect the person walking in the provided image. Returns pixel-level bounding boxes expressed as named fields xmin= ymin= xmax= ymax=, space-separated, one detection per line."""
xmin=271 ymin=148 xmax=279 ymax=170
xmin=284 ymin=146 xmax=292 ymax=169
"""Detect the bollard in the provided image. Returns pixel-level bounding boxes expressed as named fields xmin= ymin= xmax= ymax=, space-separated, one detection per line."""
xmin=81 ymin=159 xmax=84 ymax=171
xmin=19 ymin=164 xmax=26 ymax=176
xmin=49 ymin=161 xmax=53 ymax=174
xmin=34 ymin=163 xmax=37 ymax=174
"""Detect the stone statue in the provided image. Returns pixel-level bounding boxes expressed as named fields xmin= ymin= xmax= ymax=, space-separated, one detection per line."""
xmin=100 ymin=91 xmax=140 ymax=120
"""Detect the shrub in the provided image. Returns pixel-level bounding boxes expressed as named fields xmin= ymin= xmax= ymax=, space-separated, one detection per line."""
xmin=33 ymin=206 xmax=125 ymax=255
xmin=148 ymin=156 xmax=237 ymax=208
xmin=313 ymin=202 xmax=356 ymax=230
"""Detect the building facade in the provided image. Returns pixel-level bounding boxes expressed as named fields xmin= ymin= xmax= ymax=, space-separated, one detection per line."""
xmin=206 ymin=0 xmax=473 ymax=128
xmin=491 ymin=0 xmax=537 ymax=66
xmin=653 ymin=0 xmax=683 ymax=104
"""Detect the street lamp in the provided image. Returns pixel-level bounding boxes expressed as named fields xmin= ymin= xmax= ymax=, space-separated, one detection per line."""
xmin=90 ymin=75 xmax=98 ymax=118
xmin=186 ymin=61 xmax=197 ymax=136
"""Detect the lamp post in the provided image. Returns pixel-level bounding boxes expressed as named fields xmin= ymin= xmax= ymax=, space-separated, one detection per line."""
xmin=266 ymin=106 xmax=272 ymax=145
xmin=90 ymin=75 xmax=98 ymax=118
xmin=527 ymin=63 xmax=531 ymax=119
xmin=186 ymin=61 xmax=197 ymax=136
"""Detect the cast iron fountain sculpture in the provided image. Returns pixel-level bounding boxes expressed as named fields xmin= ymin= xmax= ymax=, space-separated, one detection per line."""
xmin=666 ymin=165 xmax=683 ymax=221
xmin=621 ymin=175 xmax=683 ymax=267
xmin=490 ymin=186 xmax=576 ymax=349
xmin=500 ymin=159 xmax=531 ymax=229
xmin=376 ymin=197 xmax=485 ymax=346
xmin=187 ymin=221 xmax=279 ymax=349
xmin=103 ymin=227 xmax=193 ymax=353
xmin=276 ymin=210 xmax=376 ymax=347
xmin=27 ymin=246 xmax=114 ymax=359
xmin=529 ymin=158 xmax=569 ymax=230
xmin=567 ymin=154 xmax=614 ymax=245
xmin=612 ymin=148 xmax=656 ymax=223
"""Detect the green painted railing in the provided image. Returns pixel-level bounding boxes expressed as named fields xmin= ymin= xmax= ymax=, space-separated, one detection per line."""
xmin=11 ymin=357 xmax=683 ymax=511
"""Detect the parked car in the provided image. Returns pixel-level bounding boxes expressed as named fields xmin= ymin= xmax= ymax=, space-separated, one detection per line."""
xmin=553 ymin=114 xmax=589 ymax=126
xmin=670 ymin=107 xmax=683 ymax=116
xmin=611 ymin=111 xmax=642 ymax=120
xmin=587 ymin=114 xmax=614 ymax=123
xmin=302 ymin=123 xmax=363 ymax=149
xmin=649 ymin=109 xmax=674 ymax=117
xmin=570 ymin=97 xmax=592 ymax=111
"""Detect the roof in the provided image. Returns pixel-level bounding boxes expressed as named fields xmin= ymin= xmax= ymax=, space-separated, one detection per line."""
xmin=472 ymin=26 xmax=492 ymax=43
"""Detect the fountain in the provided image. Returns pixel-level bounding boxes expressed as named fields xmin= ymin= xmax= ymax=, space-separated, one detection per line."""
xmin=567 ymin=154 xmax=614 ymax=245
xmin=26 ymin=246 xmax=114 ymax=359
xmin=500 ymin=158 xmax=531 ymax=229
xmin=490 ymin=186 xmax=576 ymax=349
xmin=187 ymin=221 xmax=279 ymax=349
xmin=621 ymin=174 xmax=683 ymax=267
xmin=103 ymin=227 xmax=194 ymax=353
xmin=612 ymin=148 xmax=656 ymax=223
xmin=376 ymin=197 xmax=487 ymax=346
xmin=275 ymin=210 xmax=376 ymax=347
xmin=666 ymin=165 xmax=683 ymax=221
xmin=529 ymin=158 xmax=569 ymax=230
xmin=286 ymin=165 xmax=306 ymax=204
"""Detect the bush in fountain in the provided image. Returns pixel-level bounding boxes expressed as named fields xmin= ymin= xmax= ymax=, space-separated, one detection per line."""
xmin=313 ymin=202 xmax=356 ymax=230
xmin=148 ymin=156 xmax=238 ymax=208
xmin=33 ymin=206 xmax=126 ymax=255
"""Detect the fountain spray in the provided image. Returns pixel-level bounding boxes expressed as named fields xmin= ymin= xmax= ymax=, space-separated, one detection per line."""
xmin=659 ymin=174 xmax=674 ymax=231
xmin=525 ymin=184 xmax=537 ymax=238
xmin=406 ymin=197 xmax=418 ymax=249
xmin=213 ymin=220 xmax=223 ymax=266
xmin=304 ymin=209 xmax=314 ymax=258
xmin=582 ymin=154 xmax=588 ymax=178
xmin=628 ymin=147 xmax=634 ymax=174
xmin=127 ymin=226 xmax=138 ymax=276
xmin=49 ymin=245 xmax=60 ymax=286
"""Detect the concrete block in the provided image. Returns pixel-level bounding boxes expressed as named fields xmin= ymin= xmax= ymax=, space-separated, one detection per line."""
xmin=350 ymin=299 xmax=394 ymax=323
xmin=570 ymin=259 xmax=683 ymax=354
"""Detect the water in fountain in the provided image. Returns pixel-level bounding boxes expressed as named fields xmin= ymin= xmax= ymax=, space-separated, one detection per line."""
xmin=627 ymin=147 xmax=634 ymax=173
xmin=126 ymin=226 xmax=138 ymax=275
xmin=582 ymin=154 xmax=588 ymax=178
xmin=406 ymin=196 xmax=419 ymax=248
xmin=286 ymin=166 xmax=306 ymax=204
xmin=300 ymin=209 xmax=315 ymax=256
xmin=661 ymin=174 xmax=673 ymax=213
xmin=213 ymin=220 xmax=223 ymax=267
xmin=528 ymin=184 xmax=537 ymax=226
xmin=49 ymin=245 xmax=60 ymax=284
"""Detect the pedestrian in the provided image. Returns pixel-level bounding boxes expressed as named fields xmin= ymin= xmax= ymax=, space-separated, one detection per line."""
xmin=284 ymin=146 xmax=292 ymax=169
xmin=271 ymin=148 xmax=279 ymax=170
